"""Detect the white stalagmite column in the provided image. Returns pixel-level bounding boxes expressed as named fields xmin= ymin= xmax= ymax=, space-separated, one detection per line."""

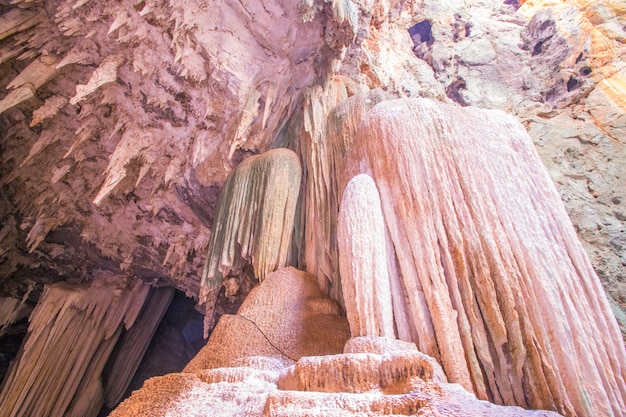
xmin=338 ymin=173 xmax=395 ymax=338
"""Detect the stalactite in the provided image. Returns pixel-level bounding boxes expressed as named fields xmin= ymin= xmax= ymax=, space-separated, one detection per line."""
xmin=285 ymin=76 xmax=355 ymax=303
xmin=0 ymin=55 xmax=60 ymax=114
xmin=0 ymin=276 xmax=154 ymax=417
xmin=102 ymin=286 xmax=174 ymax=407
xmin=287 ymin=80 xmax=389 ymax=307
xmin=0 ymin=290 xmax=32 ymax=337
xmin=0 ymin=8 xmax=45 ymax=43
xmin=0 ymin=86 xmax=34 ymax=116
xmin=70 ymin=55 xmax=125 ymax=105
xmin=199 ymin=148 xmax=302 ymax=306
xmin=30 ymin=96 xmax=68 ymax=127
xmin=0 ymin=0 xmax=359 ymax=296
xmin=93 ymin=127 xmax=153 ymax=205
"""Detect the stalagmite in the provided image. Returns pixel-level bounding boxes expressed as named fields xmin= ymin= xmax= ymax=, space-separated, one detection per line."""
xmin=337 ymin=173 xmax=395 ymax=338
xmin=343 ymin=97 xmax=626 ymax=416
xmin=0 ymin=277 xmax=169 ymax=417
xmin=188 ymin=267 xmax=350 ymax=373
xmin=110 ymin=276 xmax=561 ymax=417
xmin=199 ymin=148 xmax=301 ymax=305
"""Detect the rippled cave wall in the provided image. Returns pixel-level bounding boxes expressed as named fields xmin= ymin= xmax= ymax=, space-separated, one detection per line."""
xmin=0 ymin=0 xmax=625 ymax=416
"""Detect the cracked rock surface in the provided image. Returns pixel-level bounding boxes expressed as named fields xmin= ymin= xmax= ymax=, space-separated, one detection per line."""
xmin=110 ymin=268 xmax=563 ymax=417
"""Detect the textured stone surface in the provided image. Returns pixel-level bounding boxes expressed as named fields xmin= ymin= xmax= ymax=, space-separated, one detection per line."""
xmin=0 ymin=0 xmax=624 ymax=330
xmin=0 ymin=0 xmax=358 ymax=304
xmin=0 ymin=276 xmax=165 ymax=417
xmin=186 ymin=267 xmax=350 ymax=373
xmin=344 ymin=97 xmax=626 ymax=416
xmin=338 ymin=173 xmax=395 ymax=338
xmin=113 ymin=333 xmax=562 ymax=417
xmin=0 ymin=0 xmax=625 ymax=416
xmin=199 ymin=148 xmax=301 ymax=324
xmin=404 ymin=0 xmax=626 ymax=332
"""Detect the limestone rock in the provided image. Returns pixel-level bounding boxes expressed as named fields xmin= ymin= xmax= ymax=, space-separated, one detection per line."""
xmin=282 ymin=76 xmax=360 ymax=304
xmin=345 ymin=97 xmax=626 ymax=416
xmin=0 ymin=0 xmax=359 ymax=302
xmin=0 ymin=294 xmax=32 ymax=337
xmin=110 ymin=372 xmax=276 ymax=417
xmin=0 ymin=1 xmax=625 ymax=416
xmin=285 ymin=82 xmax=392 ymax=305
xmin=186 ymin=267 xmax=350 ymax=372
xmin=0 ymin=276 xmax=168 ymax=417
xmin=522 ymin=108 xmax=626 ymax=333
xmin=338 ymin=173 xmax=395 ymax=338
xmin=0 ymin=0 xmax=624 ymax=341
xmin=343 ymin=336 xmax=420 ymax=355
xmin=277 ymin=349 xmax=447 ymax=393
xmin=111 ymin=335 xmax=562 ymax=417
xmin=101 ymin=286 xmax=174 ymax=407
xmin=107 ymin=263 xmax=562 ymax=417
xmin=200 ymin=149 xmax=301 ymax=307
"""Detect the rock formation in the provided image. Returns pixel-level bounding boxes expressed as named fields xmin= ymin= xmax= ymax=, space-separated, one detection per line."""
xmin=0 ymin=275 xmax=173 ymax=417
xmin=199 ymin=148 xmax=301 ymax=330
xmin=339 ymin=97 xmax=626 ymax=416
xmin=187 ymin=267 xmax=351 ymax=372
xmin=338 ymin=173 xmax=395 ymax=338
xmin=109 ymin=267 xmax=563 ymax=417
xmin=0 ymin=0 xmax=625 ymax=416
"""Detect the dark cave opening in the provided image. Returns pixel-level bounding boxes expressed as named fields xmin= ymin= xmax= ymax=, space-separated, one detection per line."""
xmin=408 ymin=20 xmax=433 ymax=45
xmin=503 ymin=0 xmax=521 ymax=10
xmin=532 ymin=40 xmax=545 ymax=56
xmin=0 ymin=319 xmax=29 ymax=387
xmin=446 ymin=78 xmax=469 ymax=106
xmin=408 ymin=20 xmax=434 ymax=61
xmin=98 ymin=289 xmax=204 ymax=416
xmin=566 ymin=75 xmax=579 ymax=92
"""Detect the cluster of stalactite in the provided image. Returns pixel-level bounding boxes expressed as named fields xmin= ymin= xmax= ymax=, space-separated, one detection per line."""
xmin=0 ymin=277 xmax=173 ymax=417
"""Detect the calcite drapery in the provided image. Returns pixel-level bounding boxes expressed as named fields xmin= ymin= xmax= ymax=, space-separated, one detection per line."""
xmin=200 ymin=148 xmax=301 ymax=306
xmin=341 ymin=97 xmax=626 ymax=416
xmin=284 ymin=79 xmax=390 ymax=306
xmin=0 ymin=277 xmax=171 ymax=417
xmin=102 ymin=286 xmax=174 ymax=407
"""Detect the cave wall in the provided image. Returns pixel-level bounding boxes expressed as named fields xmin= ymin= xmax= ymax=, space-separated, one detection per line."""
xmin=0 ymin=0 xmax=625 ymax=415
xmin=0 ymin=0 xmax=623 ymax=330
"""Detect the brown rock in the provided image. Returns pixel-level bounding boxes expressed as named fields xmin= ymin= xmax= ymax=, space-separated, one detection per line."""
xmin=185 ymin=267 xmax=350 ymax=372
